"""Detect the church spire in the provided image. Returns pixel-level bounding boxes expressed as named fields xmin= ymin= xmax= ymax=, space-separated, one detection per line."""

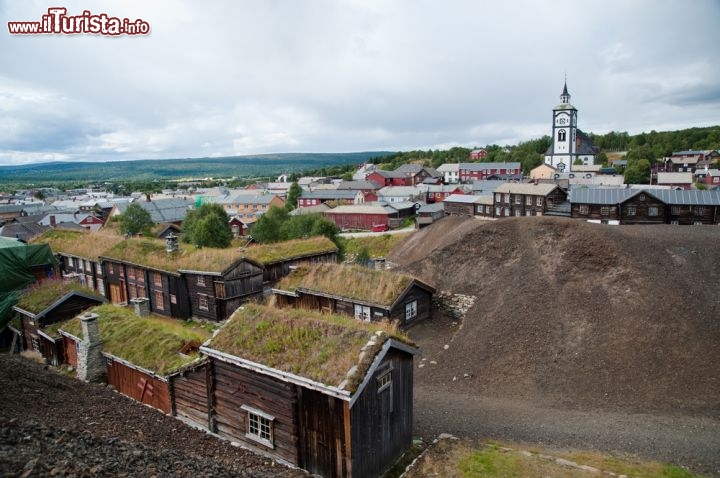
xmin=560 ymin=78 xmax=571 ymax=104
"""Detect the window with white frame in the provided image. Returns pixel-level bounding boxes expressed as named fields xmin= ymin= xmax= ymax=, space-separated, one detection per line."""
xmin=536 ymin=197 xmax=543 ymax=206
xmin=197 ymin=275 xmax=205 ymax=286
xmin=505 ymin=207 xmax=511 ymax=216
xmin=198 ymin=294 xmax=209 ymax=311
xmin=671 ymin=206 xmax=680 ymax=215
xmin=241 ymin=405 xmax=274 ymax=448
xmin=579 ymin=205 xmax=589 ymax=215
xmin=515 ymin=195 xmax=521 ymax=204
xmin=525 ymin=196 xmax=532 ymax=205
xmin=694 ymin=206 xmax=705 ymax=216
xmin=503 ymin=193 xmax=510 ymax=203
xmin=354 ymin=304 xmax=371 ymax=322
xmin=601 ymin=206 xmax=610 ymax=216
xmin=405 ymin=300 xmax=417 ymax=321
xmin=377 ymin=370 xmax=392 ymax=392
xmin=648 ymin=206 xmax=658 ymax=217
xmin=626 ymin=206 xmax=637 ymax=216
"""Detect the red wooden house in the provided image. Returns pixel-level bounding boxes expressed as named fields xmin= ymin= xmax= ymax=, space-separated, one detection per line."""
xmin=324 ymin=204 xmax=400 ymax=231
xmin=469 ymin=149 xmax=488 ymax=160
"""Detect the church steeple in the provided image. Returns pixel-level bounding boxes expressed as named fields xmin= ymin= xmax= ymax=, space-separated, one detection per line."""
xmin=560 ymin=80 xmax=571 ymax=104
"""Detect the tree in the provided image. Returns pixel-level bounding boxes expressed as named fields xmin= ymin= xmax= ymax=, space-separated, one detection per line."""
xmin=573 ymin=158 xmax=584 ymax=166
xmin=340 ymin=172 xmax=353 ymax=181
xmin=285 ymin=182 xmax=302 ymax=211
xmin=624 ymin=158 xmax=651 ymax=185
xmin=182 ymin=203 xmax=232 ymax=248
xmin=596 ymin=152 xmax=609 ymax=166
xmin=118 ymin=202 xmax=154 ymax=236
xmin=355 ymin=246 xmax=370 ymax=264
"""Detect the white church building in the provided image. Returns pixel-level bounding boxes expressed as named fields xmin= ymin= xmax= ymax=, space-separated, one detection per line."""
xmin=544 ymin=82 xmax=598 ymax=173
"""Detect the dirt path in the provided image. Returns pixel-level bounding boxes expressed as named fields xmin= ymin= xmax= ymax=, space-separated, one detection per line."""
xmin=413 ymin=385 xmax=720 ymax=476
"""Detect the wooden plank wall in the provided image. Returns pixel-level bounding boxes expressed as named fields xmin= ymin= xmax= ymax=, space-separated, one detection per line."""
xmin=64 ymin=336 xmax=78 ymax=367
xmin=171 ymin=363 xmax=210 ymax=428
xmin=297 ymin=386 xmax=348 ymax=478
xmin=211 ymin=359 xmax=299 ymax=465
xmin=350 ymin=348 xmax=413 ymax=478
xmin=107 ymin=359 xmax=171 ymax=414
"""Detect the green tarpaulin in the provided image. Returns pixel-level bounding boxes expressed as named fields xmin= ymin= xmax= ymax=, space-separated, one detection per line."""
xmin=0 ymin=237 xmax=59 ymax=328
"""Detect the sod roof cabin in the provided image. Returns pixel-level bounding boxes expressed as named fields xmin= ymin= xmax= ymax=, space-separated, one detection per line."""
xmin=32 ymin=229 xmax=125 ymax=296
xmin=58 ymin=304 xmax=211 ymax=413
xmin=241 ymin=236 xmax=339 ymax=282
xmin=100 ymin=238 xmax=265 ymax=321
xmin=200 ymin=304 xmax=418 ymax=477
xmin=272 ymin=263 xmax=435 ymax=328
xmin=13 ymin=279 xmax=105 ymax=366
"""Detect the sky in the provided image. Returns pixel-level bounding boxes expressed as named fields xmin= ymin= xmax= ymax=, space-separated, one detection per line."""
xmin=0 ymin=0 xmax=718 ymax=166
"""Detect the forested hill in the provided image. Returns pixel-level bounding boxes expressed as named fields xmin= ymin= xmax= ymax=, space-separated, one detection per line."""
xmin=0 ymin=152 xmax=393 ymax=184
xmin=374 ymin=125 xmax=720 ymax=174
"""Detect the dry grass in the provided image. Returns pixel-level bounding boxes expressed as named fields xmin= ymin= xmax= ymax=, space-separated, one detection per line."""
xmin=31 ymin=229 xmax=124 ymax=261
xmin=59 ymin=304 xmax=212 ymax=375
xmin=208 ymin=304 xmax=412 ymax=391
xmin=275 ymin=263 xmax=414 ymax=306
xmin=15 ymin=279 xmax=103 ymax=315
xmin=241 ymin=236 xmax=338 ymax=264
xmin=102 ymin=236 xmax=338 ymax=273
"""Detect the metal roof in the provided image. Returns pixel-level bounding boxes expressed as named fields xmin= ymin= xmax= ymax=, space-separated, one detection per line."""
xmin=569 ymin=188 xmax=638 ymax=205
xmin=443 ymin=194 xmax=482 ymax=204
xmin=649 ymin=189 xmax=720 ymax=206
xmin=657 ymin=172 xmax=693 ymax=184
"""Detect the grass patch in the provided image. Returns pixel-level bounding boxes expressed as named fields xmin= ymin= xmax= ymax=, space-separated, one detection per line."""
xmin=15 ymin=279 xmax=103 ymax=315
xmin=404 ymin=439 xmax=707 ymax=478
xmin=275 ymin=263 xmax=417 ymax=307
xmin=59 ymin=304 xmax=212 ymax=375
xmin=241 ymin=236 xmax=338 ymax=264
xmin=208 ymin=304 xmax=412 ymax=391
xmin=31 ymin=229 xmax=124 ymax=261
xmin=342 ymin=233 xmax=412 ymax=259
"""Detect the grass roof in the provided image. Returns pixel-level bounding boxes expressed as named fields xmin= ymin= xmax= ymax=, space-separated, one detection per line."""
xmin=241 ymin=236 xmax=338 ymax=264
xmin=101 ymin=236 xmax=338 ymax=273
xmin=15 ymin=279 xmax=104 ymax=315
xmin=31 ymin=229 xmax=124 ymax=261
xmin=208 ymin=304 xmax=412 ymax=392
xmin=59 ymin=304 xmax=212 ymax=375
xmin=275 ymin=263 xmax=416 ymax=307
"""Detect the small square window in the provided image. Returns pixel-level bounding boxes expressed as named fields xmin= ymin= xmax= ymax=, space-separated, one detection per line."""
xmin=648 ymin=206 xmax=658 ymax=217
xmin=197 ymin=275 xmax=205 ymax=286
xmin=626 ymin=206 xmax=637 ymax=216
xmin=579 ymin=205 xmax=589 ymax=215
xmin=241 ymin=405 xmax=274 ymax=448
xmin=405 ymin=300 xmax=417 ymax=321
xmin=536 ymin=197 xmax=543 ymax=207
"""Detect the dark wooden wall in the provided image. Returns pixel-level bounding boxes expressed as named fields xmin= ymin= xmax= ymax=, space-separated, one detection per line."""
xmin=443 ymin=202 xmax=475 ymax=216
xmin=211 ymin=359 xmax=299 ymax=465
xmin=170 ymin=363 xmax=210 ymax=429
xmin=620 ymin=194 xmax=666 ymax=225
xmin=106 ymin=358 xmax=171 ymax=414
xmin=296 ymin=386 xmax=349 ymax=478
xmin=389 ymin=285 xmax=433 ymax=328
xmin=350 ymin=348 xmax=414 ymax=478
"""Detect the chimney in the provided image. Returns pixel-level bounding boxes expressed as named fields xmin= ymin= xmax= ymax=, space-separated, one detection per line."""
xmin=130 ymin=297 xmax=150 ymax=317
xmin=77 ymin=312 xmax=105 ymax=382
xmin=165 ymin=233 xmax=179 ymax=254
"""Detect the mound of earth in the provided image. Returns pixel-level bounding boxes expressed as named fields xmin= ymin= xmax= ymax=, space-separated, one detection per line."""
xmin=391 ymin=216 xmax=720 ymax=414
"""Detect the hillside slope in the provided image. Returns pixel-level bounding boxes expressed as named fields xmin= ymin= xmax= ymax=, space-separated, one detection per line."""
xmin=390 ymin=216 xmax=720 ymax=414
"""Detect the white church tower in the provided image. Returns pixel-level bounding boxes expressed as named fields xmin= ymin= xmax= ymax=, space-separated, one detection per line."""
xmin=544 ymin=81 xmax=596 ymax=172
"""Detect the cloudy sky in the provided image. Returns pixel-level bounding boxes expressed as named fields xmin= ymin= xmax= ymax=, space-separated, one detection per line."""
xmin=0 ymin=0 xmax=718 ymax=165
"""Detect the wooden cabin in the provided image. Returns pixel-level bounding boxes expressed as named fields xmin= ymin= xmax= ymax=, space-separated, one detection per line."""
xmin=570 ymin=188 xmax=720 ymax=225
xmin=32 ymin=229 xmax=124 ymax=297
xmin=58 ymin=304 xmax=210 ymax=413
xmin=199 ymin=304 xmax=418 ymax=478
xmin=493 ymin=183 xmax=568 ymax=217
xmin=443 ymin=194 xmax=484 ymax=217
xmin=12 ymin=280 xmax=105 ymax=366
xmin=242 ymin=236 xmax=339 ymax=283
xmin=272 ymin=263 xmax=435 ymax=328
xmin=179 ymin=257 xmax=264 ymax=322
